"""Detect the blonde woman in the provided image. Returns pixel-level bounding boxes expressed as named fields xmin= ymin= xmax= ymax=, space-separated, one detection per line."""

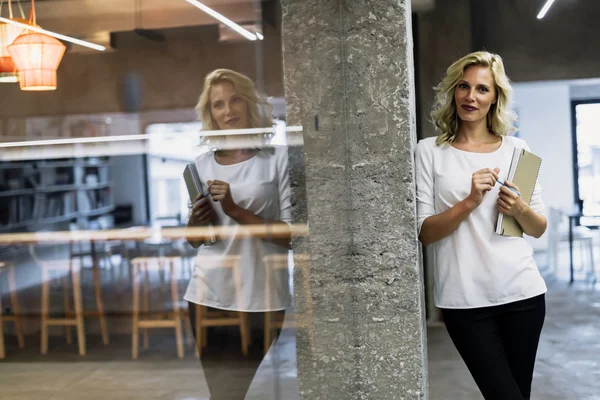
xmin=416 ymin=52 xmax=547 ymax=400
xmin=184 ymin=69 xmax=292 ymax=399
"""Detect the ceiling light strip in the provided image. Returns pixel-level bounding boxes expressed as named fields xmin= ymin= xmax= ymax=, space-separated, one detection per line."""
xmin=536 ymin=0 xmax=556 ymax=19
xmin=184 ymin=0 xmax=257 ymax=41
xmin=0 ymin=16 xmax=106 ymax=51
xmin=0 ymin=126 xmax=304 ymax=148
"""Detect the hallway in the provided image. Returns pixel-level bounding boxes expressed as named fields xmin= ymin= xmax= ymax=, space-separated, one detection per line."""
xmin=428 ymin=280 xmax=600 ymax=400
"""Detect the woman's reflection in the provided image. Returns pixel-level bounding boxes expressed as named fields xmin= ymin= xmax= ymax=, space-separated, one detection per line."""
xmin=185 ymin=69 xmax=292 ymax=400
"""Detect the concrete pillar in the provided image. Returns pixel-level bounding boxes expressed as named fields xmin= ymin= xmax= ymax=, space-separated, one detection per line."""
xmin=281 ymin=1 xmax=428 ymax=398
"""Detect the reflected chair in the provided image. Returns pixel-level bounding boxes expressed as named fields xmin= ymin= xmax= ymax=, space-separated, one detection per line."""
xmin=130 ymin=256 xmax=185 ymax=359
xmin=0 ymin=261 xmax=25 ymax=359
xmin=263 ymin=253 xmax=315 ymax=357
xmin=39 ymin=259 xmax=86 ymax=355
xmin=191 ymin=255 xmax=250 ymax=358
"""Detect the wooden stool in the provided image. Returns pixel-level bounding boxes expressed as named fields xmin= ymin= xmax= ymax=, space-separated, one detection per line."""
xmin=192 ymin=255 xmax=250 ymax=358
xmin=264 ymin=254 xmax=315 ymax=356
xmin=40 ymin=260 xmax=86 ymax=356
xmin=0 ymin=261 xmax=25 ymax=359
xmin=68 ymin=240 xmax=110 ymax=346
xmin=131 ymin=257 xmax=184 ymax=360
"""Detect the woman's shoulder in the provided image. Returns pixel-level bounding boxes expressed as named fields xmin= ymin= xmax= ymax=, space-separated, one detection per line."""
xmin=194 ymin=151 xmax=213 ymax=165
xmin=416 ymin=136 xmax=446 ymax=153
xmin=503 ymin=135 xmax=531 ymax=150
xmin=256 ymin=145 xmax=287 ymax=161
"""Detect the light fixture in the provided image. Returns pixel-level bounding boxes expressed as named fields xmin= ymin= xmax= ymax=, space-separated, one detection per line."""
xmin=0 ymin=16 xmax=106 ymax=51
xmin=0 ymin=127 xmax=304 ymax=148
xmin=6 ymin=0 xmax=65 ymax=90
xmin=537 ymin=0 xmax=556 ymax=19
xmin=256 ymin=32 xmax=264 ymax=40
xmin=8 ymin=31 xmax=66 ymax=90
xmin=0 ymin=74 xmax=17 ymax=82
xmin=185 ymin=0 xmax=257 ymax=41
xmin=0 ymin=0 xmax=27 ymax=83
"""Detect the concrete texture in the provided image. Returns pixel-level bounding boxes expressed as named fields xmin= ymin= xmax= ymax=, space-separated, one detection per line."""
xmin=281 ymin=0 xmax=428 ymax=398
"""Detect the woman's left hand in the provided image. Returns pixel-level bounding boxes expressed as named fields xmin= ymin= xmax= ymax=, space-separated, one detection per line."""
xmin=497 ymin=181 xmax=527 ymax=217
xmin=208 ymin=180 xmax=240 ymax=217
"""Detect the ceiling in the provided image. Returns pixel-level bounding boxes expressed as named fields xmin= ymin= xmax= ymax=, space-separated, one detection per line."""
xmin=6 ymin=0 xmax=435 ymax=51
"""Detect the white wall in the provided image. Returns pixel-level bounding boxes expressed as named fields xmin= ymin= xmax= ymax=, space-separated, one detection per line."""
xmin=111 ymin=155 xmax=148 ymax=225
xmin=570 ymin=79 xmax=600 ymax=100
xmin=513 ymin=82 xmax=574 ymax=249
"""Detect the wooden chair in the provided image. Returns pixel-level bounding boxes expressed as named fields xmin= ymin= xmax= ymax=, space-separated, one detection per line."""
xmin=547 ymin=207 xmax=597 ymax=283
xmin=0 ymin=261 xmax=25 ymax=359
xmin=40 ymin=259 xmax=86 ymax=356
xmin=67 ymin=239 xmax=110 ymax=345
xmin=131 ymin=257 xmax=184 ymax=360
xmin=191 ymin=255 xmax=250 ymax=358
xmin=264 ymin=253 xmax=315 ymax=357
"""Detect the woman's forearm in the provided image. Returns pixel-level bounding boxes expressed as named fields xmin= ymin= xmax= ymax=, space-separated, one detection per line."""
xmin=419 ymin=198 xmax=477 ymax=245
xmin=228 ymin=205 xmax=292 ymax=249
xmin=186 ymin=217 xmax=203 ymax=248
xmin=514 ymin=205 xmax=547 ymax=238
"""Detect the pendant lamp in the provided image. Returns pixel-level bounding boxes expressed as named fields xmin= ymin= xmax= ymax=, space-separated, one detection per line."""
xmin=7 ymin=0 xmax=65 ymax=91
xmin=0 ymin=0 xmax=26 ymax=83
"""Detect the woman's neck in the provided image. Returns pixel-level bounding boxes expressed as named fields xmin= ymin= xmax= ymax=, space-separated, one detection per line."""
xmin=456 ymin=119 xmax=496 ymax=144
xmin=215 ymin=148 xmax=255 ymax=158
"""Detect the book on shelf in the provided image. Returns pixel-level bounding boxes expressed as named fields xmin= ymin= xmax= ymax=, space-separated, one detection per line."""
xmin=77 ymin=191 xmax=92 ymax=213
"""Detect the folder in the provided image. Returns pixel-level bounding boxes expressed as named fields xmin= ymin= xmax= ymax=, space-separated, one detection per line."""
xmin=495 ymin=148 xmax=542 ymax=237
xmin=183 ymin=163 xmax=217 ymax=246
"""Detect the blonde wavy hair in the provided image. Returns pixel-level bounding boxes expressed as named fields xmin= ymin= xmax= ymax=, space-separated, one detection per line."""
xmin=195 ymin=69 xmax=273 ymax=130
xmin=431 ymin=51 xmax=517 ymax=146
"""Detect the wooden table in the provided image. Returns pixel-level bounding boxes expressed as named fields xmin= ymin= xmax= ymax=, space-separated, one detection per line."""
xmin=0 ymin=224 xmax=309 ymax=245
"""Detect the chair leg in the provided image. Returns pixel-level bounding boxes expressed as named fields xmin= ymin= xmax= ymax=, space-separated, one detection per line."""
xmin=92 ymin=264 xmax=109 ymax=346
xmin=132 ymin=263 xmax=141 ymax=360
xmin=169 ymin=261 xmax=184 ymax=359
xmin=143 ymin=266 xmax=150 ymax=349
xmin=588 ymin=239 xmax=596 ymax=283
xmin=0 ymin=293 xmax=5 ymax=359
xmin=72 ymin=267 xmax=86 ymax=356
xmin=183 ymin=314 xmax=194 ymax=348
xmin=195 ymin=304 xmax=202 ymax=358
xmin=239 ymin=312 xmax=250 ymax=357
xmin=7 ymin=266 xmax=25 ymax=349
xmin=264 ymin=312 xmax=272 ymax=355
xmin=63 ymin=274 xmax=73 ymax=345
xmin=40 ymin=266 xmax=50 ymax=355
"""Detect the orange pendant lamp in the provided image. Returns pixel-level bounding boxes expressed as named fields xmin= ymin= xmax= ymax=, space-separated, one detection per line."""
xmin=0 ymin=0 xmax=27 ymax=83
xmin=7 ymin=0 xmax=65 ymax=91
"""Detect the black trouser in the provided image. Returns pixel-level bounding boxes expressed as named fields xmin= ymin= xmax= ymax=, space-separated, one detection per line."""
xmin=188 ymin=302 xmax=283 ymax=400
xmin=441 ymin=294 xmax=546 ymax=400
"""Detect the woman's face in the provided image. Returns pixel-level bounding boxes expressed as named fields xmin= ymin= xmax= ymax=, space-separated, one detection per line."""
xmin=209 ymin=81 xmax=249 ymax=130
xmin=454 ymin=65 xmax=497 ymax=124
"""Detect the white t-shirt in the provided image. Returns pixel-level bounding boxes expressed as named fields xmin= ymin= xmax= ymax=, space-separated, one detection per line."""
xmin=415 ymin=135 xmax=547 ymax=309
xmin=184 ymin=146 xmax=292 ymax=312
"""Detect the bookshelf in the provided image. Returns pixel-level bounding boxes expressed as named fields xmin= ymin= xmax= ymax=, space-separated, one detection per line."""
xmin=0 ymin=157 xmax=115 ymax=232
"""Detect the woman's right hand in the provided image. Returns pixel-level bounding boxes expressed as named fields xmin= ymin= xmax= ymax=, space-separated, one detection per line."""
xmin=466 ymin=168 xmax=500 ymax=207
xmin=189 ymin=195 xmax=214 ymax=226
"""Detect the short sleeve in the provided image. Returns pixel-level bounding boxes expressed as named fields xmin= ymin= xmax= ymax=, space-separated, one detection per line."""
xmin=522 ymin=140 xmax=546 ymax=216
xmin=275 ymin=147 xmax=293 ymax=225
xmin=415 ymin=139 xmax=436 ymax=235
